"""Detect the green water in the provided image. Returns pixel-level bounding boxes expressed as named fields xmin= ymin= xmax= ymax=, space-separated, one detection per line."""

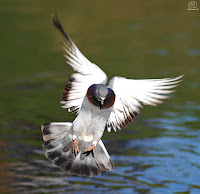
xmin=0 ymin=0 xmax=200 ymax=193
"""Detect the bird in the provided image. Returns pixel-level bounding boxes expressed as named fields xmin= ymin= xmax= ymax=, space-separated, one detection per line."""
xmin=41 ymin=15 xmax=183 ymax=177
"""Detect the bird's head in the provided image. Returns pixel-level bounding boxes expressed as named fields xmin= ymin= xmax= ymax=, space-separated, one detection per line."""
xmin=87 ymin=84 xmax=115 ymax=109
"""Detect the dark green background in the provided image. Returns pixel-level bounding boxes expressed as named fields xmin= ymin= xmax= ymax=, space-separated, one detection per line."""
xmin=0 ymin=0 xmax=199 ymax=193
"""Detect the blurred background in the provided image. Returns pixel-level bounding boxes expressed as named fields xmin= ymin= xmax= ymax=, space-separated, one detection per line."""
xmin=0 ymin=0 xmax=200 ymax=193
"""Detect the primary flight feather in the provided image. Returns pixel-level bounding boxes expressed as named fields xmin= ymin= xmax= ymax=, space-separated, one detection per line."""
xmin=41 ymin=15 xmax=183 ymax=177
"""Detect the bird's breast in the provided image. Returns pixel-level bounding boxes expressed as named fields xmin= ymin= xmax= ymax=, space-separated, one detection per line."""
xmin=72 ymin=97 xmax=113 ymax=143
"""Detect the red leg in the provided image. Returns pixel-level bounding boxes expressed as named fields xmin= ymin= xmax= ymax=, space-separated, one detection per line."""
xmin=84 ymin=144 xmax=96 ymax=152
xmin=72 ymin=138 xmax=79 ymax=155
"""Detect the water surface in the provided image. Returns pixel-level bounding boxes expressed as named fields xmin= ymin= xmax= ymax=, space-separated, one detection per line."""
xmin=0 ymin=0 xmax=200 ymax=193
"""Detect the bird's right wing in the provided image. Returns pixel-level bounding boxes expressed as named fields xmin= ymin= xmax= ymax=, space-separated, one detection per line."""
xmin=52 ymin=15 xmax=107 ymax=113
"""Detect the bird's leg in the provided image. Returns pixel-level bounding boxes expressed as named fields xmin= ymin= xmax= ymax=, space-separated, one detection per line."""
xmin=72 ymin=138 xmax=79 ymax=155
xmin=84 ymin=144 xmax=96 ymax=152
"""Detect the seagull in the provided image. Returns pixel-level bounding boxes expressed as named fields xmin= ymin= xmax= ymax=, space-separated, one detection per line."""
xmin=41 ymin=15 xmax=183 ymax=177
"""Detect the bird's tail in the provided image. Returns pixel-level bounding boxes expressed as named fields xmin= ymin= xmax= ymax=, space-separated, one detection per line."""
xmin=41 ymin=122 xmax=113 ymax=177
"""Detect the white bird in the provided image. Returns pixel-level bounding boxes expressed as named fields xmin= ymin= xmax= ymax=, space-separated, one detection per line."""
xmin=41 ymin=15 xmax=183 ymax=177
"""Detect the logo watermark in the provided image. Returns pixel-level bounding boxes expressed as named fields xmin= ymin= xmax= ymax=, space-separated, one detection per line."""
xmin=187 ymin=1 xmax=199 ymax=10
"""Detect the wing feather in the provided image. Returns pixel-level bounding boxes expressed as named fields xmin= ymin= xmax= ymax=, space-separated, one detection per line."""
xmin=107 ymin=75 xmax=183 ymax=132
xmin=52 ymin=15 xmax=107 ymax=112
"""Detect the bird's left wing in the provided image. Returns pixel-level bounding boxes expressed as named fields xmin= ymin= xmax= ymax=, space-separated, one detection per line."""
xmin=106 ymin=75 xmax=183 ymax=132
xmin=52 ymin=15 xmax=107 ymax=112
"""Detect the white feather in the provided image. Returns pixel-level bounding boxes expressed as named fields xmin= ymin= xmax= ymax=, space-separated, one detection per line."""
xmin=60 ymin=35 xmax=107 ymax=112
xmin=54 ymin=18 xmax=183 ymax=132
xmin=107 ymin=75 xmax=183 ymax=131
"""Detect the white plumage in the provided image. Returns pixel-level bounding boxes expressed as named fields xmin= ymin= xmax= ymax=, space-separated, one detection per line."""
xmin=56 ymin=19 xmax=183 ymax=132
xmin=41 ymin=15 xmax=183 ymax=177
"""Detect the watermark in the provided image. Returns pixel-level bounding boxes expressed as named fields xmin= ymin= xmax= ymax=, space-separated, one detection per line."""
xmin=187 ymin=1 xmax=199 ymax=10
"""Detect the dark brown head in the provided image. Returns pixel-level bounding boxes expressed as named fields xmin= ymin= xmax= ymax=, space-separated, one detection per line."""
xmin=87 ymin=84 xmax=115 ymax=109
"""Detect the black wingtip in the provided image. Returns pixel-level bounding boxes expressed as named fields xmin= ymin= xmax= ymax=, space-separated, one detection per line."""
xmin=51 ymin=14 xmax=72 ymax=43
xmin=51 ymin=14 xmax=61 ymax=29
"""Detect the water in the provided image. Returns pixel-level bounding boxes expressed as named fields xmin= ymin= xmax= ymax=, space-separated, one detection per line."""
xmin=1 ymin=0 xmax=200 ymax=193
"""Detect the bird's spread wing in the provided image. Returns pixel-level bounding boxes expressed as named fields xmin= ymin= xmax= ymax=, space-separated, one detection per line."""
xmin=52 ymin=15 xmax=107 ymax=112
xmin=106 ymin=75 xmax=183 ymax=132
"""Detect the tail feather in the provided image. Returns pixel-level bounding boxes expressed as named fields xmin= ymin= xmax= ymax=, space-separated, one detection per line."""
xmin=94 ymin=140 xmax=114 ymax=171
xmin=42 ymin=122 xmax=71 ymax=141
xmin=41 ymin=122 xmax=114 ymax=177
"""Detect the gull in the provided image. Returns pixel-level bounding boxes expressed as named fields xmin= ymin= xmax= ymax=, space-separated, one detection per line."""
xmin=41 ymin=15 xmax=183 ymax=177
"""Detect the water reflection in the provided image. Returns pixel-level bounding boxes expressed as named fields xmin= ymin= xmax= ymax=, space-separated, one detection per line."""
xmin=187 ymin=49 xmax=200 ymax=56
xmin=3 ymin=103 xmax=200 ymax=193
